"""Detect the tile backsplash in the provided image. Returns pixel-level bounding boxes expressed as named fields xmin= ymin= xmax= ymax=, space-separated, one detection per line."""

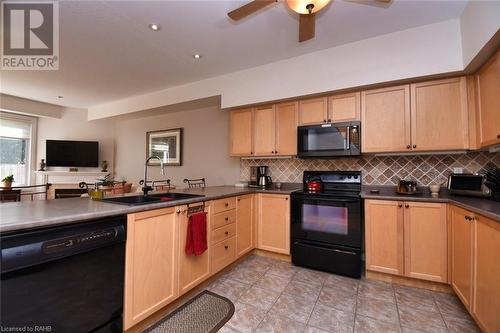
xmin=240 ymin=152 xmax=500 ymax=186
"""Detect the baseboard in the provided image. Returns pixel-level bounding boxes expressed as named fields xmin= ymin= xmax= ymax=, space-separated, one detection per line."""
xmin=366 ymin=270 xmax=453 ymax=294
xmin=252 ymin=248 xmax=291 ymax=262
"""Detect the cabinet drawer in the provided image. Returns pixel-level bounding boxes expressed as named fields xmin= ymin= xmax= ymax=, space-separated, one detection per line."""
xmin=211 ymin=237 xmax=237 ymax=274
xmin=212 ymin=210 xmax=236 ymax=229
xmin=212 ymin=223 xmax=236 ymax=244
xmin=213 ymin=197 xmax=236 ymax=214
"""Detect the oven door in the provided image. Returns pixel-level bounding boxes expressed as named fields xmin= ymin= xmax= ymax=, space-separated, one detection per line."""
xmin=291 ymin=193 xmax=361 ymax=248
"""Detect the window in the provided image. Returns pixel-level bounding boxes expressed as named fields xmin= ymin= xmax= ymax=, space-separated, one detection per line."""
xmin=0 ymin=112 xmax=37 ymax=186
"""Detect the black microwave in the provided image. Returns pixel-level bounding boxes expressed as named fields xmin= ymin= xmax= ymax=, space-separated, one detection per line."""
xmin=297 ymin=121 xmax=361 ymax=158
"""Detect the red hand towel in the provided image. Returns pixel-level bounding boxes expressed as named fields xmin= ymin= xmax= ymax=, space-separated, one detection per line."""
xmin=185 ymin=212 xmax=208 ymax=256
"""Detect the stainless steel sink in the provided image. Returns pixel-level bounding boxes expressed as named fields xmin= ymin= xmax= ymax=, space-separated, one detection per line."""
xmin=101 ymin=193 xmax=204 ymax=206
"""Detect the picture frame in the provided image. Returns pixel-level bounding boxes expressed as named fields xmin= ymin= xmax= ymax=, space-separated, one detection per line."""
xmin=146 ymin=128 xmax=183 ymax=166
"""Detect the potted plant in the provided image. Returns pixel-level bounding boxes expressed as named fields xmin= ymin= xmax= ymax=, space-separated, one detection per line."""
xmin=96 ymin=174 xmax=116 ymax=193
xmin=2 ymin=175 xmax=14 ymax=188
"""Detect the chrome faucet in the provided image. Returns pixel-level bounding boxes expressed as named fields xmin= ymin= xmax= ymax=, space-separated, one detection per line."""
xmin=143 ymin=156 xmax=165 ymax=196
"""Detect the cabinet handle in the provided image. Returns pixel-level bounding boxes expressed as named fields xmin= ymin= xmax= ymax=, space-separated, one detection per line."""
xmin=285 ymin=197 xmax=289 ymax=200
xmin=275 ymin=150 xmax=278 ymax=154
xmin=405 ymin=204 xmax=409 ymax=208
xmin=406 ymin=145 xmax=411 ymax=149
xmin=497 ymin=134 xmax=500 ymax=139
xmin=225 ymin=217 xmax=229 ymax=221
xmin=271 ymin=151 xmax=275 ymax=154
xmin=225 ymin=231 xmax=229 ymax=235
xmin=398 ymin=204 xmax=403 ymax=208
xmin=413 ymin=144 xmax=417 ymax=149
xmin=176 ymin=210 xmax=181 ymax=214
xmin=237 ymin=198 xmax=241 ymax=201
xmin=251 ymin=151 xmax=254 ymax=155
xmin=225 ymin=203 xmax=229 ymax=207
xmin=224 ymin=245 xmax=229 ymax=250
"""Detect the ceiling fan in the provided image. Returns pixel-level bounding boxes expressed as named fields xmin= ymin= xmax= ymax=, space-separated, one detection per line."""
xmin=228 ymin=0 xmax=390 ymax=42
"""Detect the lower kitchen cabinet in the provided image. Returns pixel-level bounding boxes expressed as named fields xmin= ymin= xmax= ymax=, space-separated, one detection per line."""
xmin=364 ymin=200 xmax=447 ymax=283
xmin=236 ymin=194 xmax=254 ymax=257
xmin=473 ymin=213 xmax=500 ymax=333
xmin=177 ymin=205 xmax=211 ymax=296
xmin=124 ymin=208 xmax=179 ymax=330
xmin=256 ymin=194 xmax=290 ymax=255
xmin=450 ymin=205 xmax=474 ymax=309
xmin=365 ymin=200 xmax=404 ymax=275
xmin=404 ymin=201 xmax=448 ymax=283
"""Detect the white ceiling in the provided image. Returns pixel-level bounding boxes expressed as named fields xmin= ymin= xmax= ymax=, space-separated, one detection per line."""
xmin=0 ymin=0 xmax=468 ymax=109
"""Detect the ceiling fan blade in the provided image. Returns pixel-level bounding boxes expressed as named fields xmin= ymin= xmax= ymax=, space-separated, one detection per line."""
xmin=228 ymin=0 xmax=276 ymax=21
xmin=299 ymin=13 xmax=315 ymax=42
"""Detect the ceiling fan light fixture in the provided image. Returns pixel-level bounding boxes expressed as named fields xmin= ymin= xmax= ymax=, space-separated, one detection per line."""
xmin=286 ymin=0 xmax=331 ymax=14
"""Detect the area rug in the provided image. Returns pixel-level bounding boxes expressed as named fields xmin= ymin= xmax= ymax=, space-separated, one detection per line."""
xmin=141 ymin=290 xmax=235 ymax=333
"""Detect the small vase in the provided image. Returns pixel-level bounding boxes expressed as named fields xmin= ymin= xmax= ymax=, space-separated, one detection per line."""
xmin=2 ymin=181 xmax=12 ymax=188
xmin=39 ymin=159 xmax=46 ymax=171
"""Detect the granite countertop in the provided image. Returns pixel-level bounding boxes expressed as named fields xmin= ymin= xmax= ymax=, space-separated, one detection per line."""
xmin=0 ymin=184 xmax=302 ymax=233
xmin=362 ymin=185 xmax=500 ymax=221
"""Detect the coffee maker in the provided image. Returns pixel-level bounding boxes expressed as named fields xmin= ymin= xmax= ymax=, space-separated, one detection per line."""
xmin=249 ymin=166 xmax=272 ymax=188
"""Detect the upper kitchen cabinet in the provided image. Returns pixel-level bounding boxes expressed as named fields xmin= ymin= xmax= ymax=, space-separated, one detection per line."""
xmin=229 ymin=108 xmax=253 ymax=156
xmin=328 ymin=92 xmax=360 ymax=122
xmin=253 ymin=105 xmax=276 ymax=156
xmin=410 ymin=77 xmax=469 ymax=151
xmin=476 ymin=50 xmax=500 ymax=147
xmin=299 ymin=97 xmax=328 ymax=125
xmin=229 ymin=103 xmax=297 ymax=157
xmin=361 ymin=85 xmax=411 ymax=153
xmin=275 ymin=102 xmax=298 ymax=156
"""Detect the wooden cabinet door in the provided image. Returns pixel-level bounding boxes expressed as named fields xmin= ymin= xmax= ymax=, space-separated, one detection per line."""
xmin=476 ymin=50 xmax=500 ymax=147
xmin=361 ymin=85 xmax=411 ymax=153
xmin=473 ymin=214 xmax=500 ymax=333
xmin=275 ymin=102 xmax=298 ymax=156
xmin=410 ymin=77 xmax=469 ymax=151
xmin=299 ymin=97 xmax=328 ymax=125
xmin=124 ymin=208 xmax=179 ymax=329
xmin=364 ymin=200 xmax=404 ymax=275
xmin=257 ymin=194 xmax=290 ymax=254
xmin=178 ymin=205 xmax=211 ymax=296
xmin=230 ymin=108 xmax=253 ymax=156
xmin=253 ymin=105 xmax=276 ymax=156
xmin=450 ymin=206 xmax=474 ymax=310
xmin=328 ymin=92 xmax=360 ymax=122
xmin=236 ymin=195 xmax=254 ymax=257
xmin=404 ymin=202 xmax=447 ymax=283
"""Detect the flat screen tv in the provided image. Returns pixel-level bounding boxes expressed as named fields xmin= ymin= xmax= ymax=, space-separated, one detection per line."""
xmin=46 ymin=140 xmax=99 ymax=167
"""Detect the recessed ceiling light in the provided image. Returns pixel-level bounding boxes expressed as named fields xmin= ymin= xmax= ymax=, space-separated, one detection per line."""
xmin=193 ymin=54 xmax=202 ymax=60
xmin=149 ymin=23 xmax=160 ymax=31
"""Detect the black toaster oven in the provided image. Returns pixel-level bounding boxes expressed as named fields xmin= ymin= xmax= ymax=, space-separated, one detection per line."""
xmin=448 ymin=174 xmax=491 ymax=198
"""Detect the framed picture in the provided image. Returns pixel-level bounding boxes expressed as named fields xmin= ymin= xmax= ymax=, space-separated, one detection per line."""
xmin=146 ymin=128 xmax=183 ymax=166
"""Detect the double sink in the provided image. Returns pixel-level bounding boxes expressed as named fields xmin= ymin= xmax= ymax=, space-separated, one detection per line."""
xmin=102 ymin=192 xmax=204 ymax=206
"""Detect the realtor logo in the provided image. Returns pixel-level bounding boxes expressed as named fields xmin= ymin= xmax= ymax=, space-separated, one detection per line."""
xmin=1 ymin=1 xmax=59 ymax=70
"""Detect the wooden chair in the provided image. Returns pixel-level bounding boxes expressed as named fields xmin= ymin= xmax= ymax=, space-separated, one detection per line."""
xmin=183 ymin=178 xmax=206 ymax=188
xmin=0 ymin=189 xmax=21 ymax=202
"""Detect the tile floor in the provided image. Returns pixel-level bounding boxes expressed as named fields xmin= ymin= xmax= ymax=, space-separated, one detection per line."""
xmin=199 ymin=255 xmax=480 ymax=333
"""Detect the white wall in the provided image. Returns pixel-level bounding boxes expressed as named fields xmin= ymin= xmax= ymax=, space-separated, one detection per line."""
xmin=88 ymin=19 xmax=463 ymax=120
xmin=460 ymin=1 xmax=500 ymax=66
xmin=36 ymin=107 xmax=115 ymax=171
xmin=1 ymin=94 xmax=63 ymax=118
xmin=112 ymin=100 xmax=240 ymax=186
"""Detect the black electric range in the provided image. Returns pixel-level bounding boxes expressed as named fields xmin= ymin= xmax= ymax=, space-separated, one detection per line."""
xmin=290 ymin=171 xmax=363 ymax=278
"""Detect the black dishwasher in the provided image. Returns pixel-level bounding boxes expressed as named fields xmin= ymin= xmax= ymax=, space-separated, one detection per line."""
xmin=1 ymin=216 xmax=126 ymax=333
